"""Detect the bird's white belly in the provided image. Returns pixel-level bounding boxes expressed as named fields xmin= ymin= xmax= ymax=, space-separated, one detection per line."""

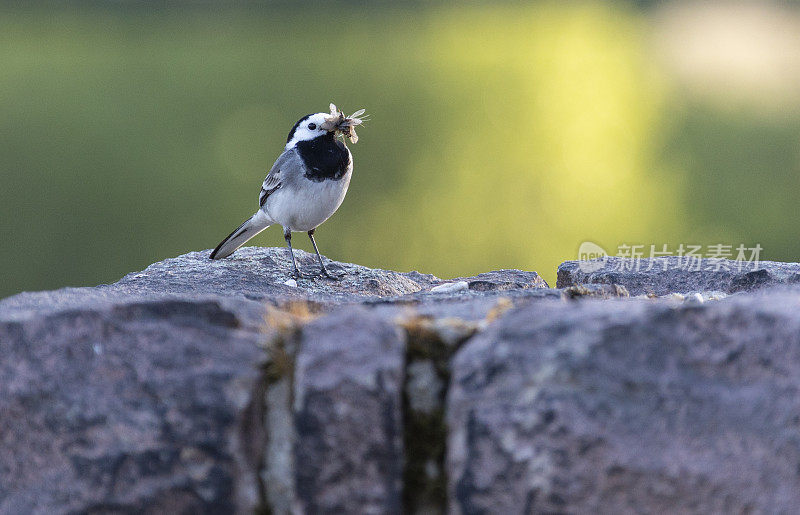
xmin=263 ymin=171 xmax=351 ymax=232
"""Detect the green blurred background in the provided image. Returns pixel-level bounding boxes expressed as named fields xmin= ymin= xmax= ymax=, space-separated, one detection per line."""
xmin=2 ymin=1 xmax=799 ymax=297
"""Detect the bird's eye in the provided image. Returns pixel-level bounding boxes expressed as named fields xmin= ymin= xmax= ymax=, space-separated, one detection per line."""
xmin=308 ymin=123 xmax=317 ymax=130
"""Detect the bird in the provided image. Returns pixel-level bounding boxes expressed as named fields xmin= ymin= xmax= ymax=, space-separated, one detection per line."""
xmin=209 ymin=104 xmax=366 ymax=279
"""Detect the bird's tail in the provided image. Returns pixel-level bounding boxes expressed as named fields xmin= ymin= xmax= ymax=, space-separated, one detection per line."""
xmin=210 ymin=210 xmax=272 ymax=260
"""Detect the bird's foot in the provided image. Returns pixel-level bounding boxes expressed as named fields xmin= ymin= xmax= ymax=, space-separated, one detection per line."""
xmin=291 ymin=269 xmax=302 ymax=280
xmin=319 ymin=268 xmax=341 ymax=281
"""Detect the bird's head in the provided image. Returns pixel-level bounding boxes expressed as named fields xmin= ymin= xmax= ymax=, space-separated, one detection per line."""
xmin=285 ymin=104 xmax=367 ymax=149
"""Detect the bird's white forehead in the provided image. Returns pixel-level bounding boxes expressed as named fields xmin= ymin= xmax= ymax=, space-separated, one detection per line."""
xmin=307 ymin=113 xmax=328 ymax=124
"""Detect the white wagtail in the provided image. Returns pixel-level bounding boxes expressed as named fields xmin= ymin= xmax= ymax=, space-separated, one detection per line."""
xmin=210 ymin=104 xmax=366 ymax=279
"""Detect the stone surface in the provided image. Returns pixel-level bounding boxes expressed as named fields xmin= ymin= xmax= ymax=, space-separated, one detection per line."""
xmin=293 ymin=308 xmax=406 ymax=514
xmin=4 ymin=246 xmax=800 ymax=514
xmin=430 ymin=282 xmax=470 ymax=294
xmin=557 ymin=256 xmax=800 ymax=295
xmin=0 ymin=297 xmax=266 ymax=514
xmin=1 ymin=248 xmax=553 ymax=319
xmin=453 ymin=269 xmax=549 ymax=291
xmin=448 ymin=293 xmax=800 ymax=514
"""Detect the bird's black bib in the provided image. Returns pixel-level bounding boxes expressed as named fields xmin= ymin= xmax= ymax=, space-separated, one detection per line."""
xmin=296 ymin=133 xmax=350 ymax=182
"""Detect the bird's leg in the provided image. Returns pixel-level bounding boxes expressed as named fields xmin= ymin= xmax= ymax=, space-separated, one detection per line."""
xmin=284 ymin=229 xmax=301 ymax=279
xmin=308 ymin=229 xmax=337 ymax=279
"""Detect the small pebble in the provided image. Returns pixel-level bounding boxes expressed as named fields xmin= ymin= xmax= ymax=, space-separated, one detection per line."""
xmin=705 ymin=291 xmax=728 ymax=301
xmin=430 ymin=281 xmax=469 ymax=294
xmin=684 ymin=292 xmax=704 ymax=304
xmin=283 ymin=279 xmax=298 ymax=287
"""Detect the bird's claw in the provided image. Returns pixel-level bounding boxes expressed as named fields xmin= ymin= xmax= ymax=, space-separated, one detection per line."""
xmin=320 ymin=269 xmax=341 ymax=281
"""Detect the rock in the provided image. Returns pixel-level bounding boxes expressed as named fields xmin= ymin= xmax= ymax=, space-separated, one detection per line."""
xmin=0 ymin=297 xmax=266 ymax=514
xmin=447 ymin=292 xmax=800 ymax=514
xmin=398 ymin=310 xmax=487 ymax=515
xmin=453 ymin=269 xmax=549 ymax=291
xmin=561 ymin=283 xmax=630 ymax=299
xmin=0 ymin=250 xmax=549 ymax=318
xmin=292 ymin=308 xmax=406 ymax=514
xmin=4 ymin=246 xmax=800 ymax=513
xmin=114 ymin=247 xmax=440 ymax=301
xmin=684 ymin=291 xmax=705 ymax=304
xmin=557 ymin=256 xmax=800 ymax=295
xmin=430 ymin=282 xmax=469 ymax=294
xmin=406 ymin=361 xmax=444 ymax=415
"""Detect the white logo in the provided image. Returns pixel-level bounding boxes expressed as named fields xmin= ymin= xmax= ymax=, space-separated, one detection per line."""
xmin=577 ymin=241 xmax=608 ymax=273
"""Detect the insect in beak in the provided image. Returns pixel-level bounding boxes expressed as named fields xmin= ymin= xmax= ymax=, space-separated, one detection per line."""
xmin=322 ymin=103 xmax=367 ymax=144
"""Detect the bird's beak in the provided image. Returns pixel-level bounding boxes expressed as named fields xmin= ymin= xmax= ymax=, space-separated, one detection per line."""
xmin=321 ymin=103 xmax=367 ymax=143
